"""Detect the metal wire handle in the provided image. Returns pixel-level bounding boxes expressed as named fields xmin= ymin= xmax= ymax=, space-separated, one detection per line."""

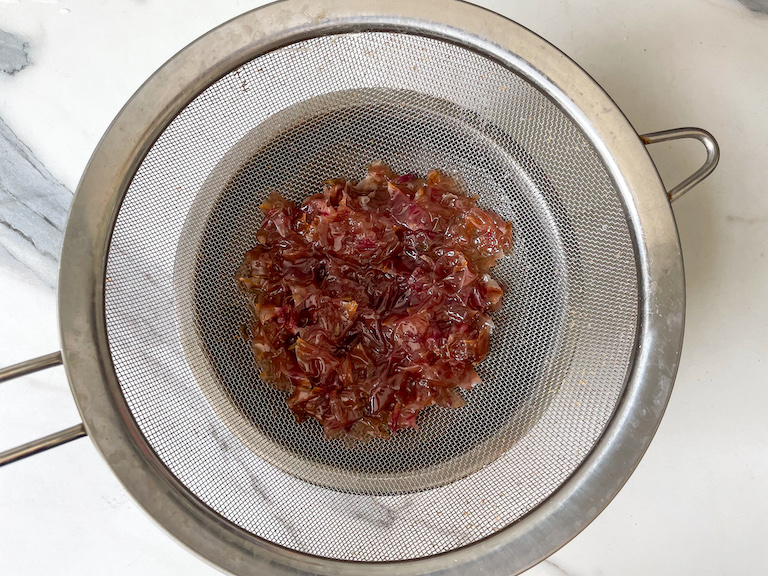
xmin=640 ymin=127 xmax=720 ymax=202
xmin=0 ymin=352 xmax=87 ymax=466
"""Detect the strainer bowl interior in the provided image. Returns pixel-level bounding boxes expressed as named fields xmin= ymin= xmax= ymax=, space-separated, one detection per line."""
xmin=103 ymin=30 xmax=638 ymax=561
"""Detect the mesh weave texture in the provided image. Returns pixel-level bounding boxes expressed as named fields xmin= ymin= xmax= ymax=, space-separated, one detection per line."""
xmin=104 ymin=32 xmax=638 ymax=561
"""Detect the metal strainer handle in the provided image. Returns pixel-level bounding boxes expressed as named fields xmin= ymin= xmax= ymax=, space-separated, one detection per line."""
xmin=0 ymin=352 xmax=87 ymax=466
xmin=640 ymin=127 xmax=720 ymax=202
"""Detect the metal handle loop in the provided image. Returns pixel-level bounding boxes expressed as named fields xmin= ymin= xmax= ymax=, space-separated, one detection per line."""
xmin=0 ymin=351 xmax=63 ymax=383
xmin=0 ymin=352 xmax=87 ymax=466
xmin=640 ymin=127 xmax=720 ymax=202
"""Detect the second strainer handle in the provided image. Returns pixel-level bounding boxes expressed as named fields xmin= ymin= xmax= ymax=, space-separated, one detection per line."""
xmin=640 ymin=127 xmax=720 ymax=202
xmin=0 ymin=352 xmax=88 ymax=466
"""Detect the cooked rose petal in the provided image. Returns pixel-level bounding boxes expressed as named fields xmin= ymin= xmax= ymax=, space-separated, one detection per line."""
xmin=237 ymin=164 xmax=513 ymax=441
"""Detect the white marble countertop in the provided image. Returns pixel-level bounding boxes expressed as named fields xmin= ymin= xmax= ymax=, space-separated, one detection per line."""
xmin=1 ymin=1 xmax=766 ymax=574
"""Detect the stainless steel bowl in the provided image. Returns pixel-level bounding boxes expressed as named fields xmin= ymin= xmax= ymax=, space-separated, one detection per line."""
xmin=0 ymin=1 xmax=718 ymax=574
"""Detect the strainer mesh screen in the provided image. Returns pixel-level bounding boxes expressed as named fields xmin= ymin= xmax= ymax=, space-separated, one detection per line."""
xmin=104 ymin=32 xmax=638 ymax=561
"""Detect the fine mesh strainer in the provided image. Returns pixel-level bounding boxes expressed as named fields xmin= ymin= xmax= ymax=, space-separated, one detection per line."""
xmin=0 ymin=1 xmax=719 ymax=574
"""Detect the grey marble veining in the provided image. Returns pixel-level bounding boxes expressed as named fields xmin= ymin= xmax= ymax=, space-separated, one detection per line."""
xmin=543 ymin=559 xmax=575 ymax=576
xmin=0 ymin=29 xmax=30 ymax=75
xmin=0 ymin=117 xmax=73 ymax=288
xmin=738 ymin=0 xmax=768 ymax=14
